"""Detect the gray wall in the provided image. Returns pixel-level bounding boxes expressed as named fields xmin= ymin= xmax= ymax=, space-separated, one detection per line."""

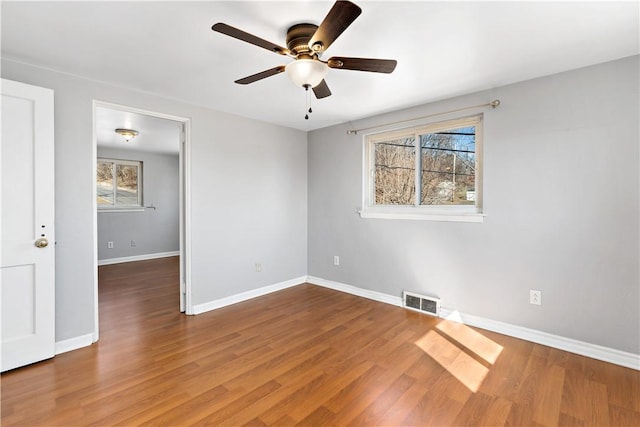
xmin=4 ymin=54 xmax=637 ymax=356
xmin=97 ymin=148 xmax=179 ymax=260
xmin=308 ymin=56 xmax=639 ymax=354
xmin=2 ymin=59 xmax=308 ymax=342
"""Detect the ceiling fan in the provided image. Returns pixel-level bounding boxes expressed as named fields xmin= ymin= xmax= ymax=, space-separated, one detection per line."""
xmin=212 ymin=0 xmax=397 ymax=116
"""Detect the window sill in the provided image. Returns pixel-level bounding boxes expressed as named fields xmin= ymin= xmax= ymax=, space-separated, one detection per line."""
xmin=98 ymin=208 xmax=145 ymax=213
xmin=359 ymin=207 xmax=485 ymax=223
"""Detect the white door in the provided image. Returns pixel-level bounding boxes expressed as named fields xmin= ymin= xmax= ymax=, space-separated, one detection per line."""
xmin=1 ymin=79 xmax=55 ymax=372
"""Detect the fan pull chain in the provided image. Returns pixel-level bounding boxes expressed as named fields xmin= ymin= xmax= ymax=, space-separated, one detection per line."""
xmin=304 ymin=84 xmax=313 ymax=120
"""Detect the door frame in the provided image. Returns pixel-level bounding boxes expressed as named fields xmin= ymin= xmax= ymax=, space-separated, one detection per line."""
xmin=91 ymin=101 xmax=192 ymax=342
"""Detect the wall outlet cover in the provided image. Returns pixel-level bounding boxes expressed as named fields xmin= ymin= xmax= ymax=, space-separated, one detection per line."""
xmin=530 ymin=290 xmax=541 ymax=305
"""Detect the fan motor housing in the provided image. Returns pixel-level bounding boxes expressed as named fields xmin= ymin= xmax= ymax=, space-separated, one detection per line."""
xmin=286 ymin=23 xmax=318 ymax=55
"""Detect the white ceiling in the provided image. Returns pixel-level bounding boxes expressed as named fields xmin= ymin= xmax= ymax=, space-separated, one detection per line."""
xmin=95 ymin=106 xmax=181 ymax=154
xmin=2 ymin=1 xmax=638 ymax=132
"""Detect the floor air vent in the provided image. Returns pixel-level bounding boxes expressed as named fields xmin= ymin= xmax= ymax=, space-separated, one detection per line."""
xmin=403 ymin=291 xmax=440 ymax=317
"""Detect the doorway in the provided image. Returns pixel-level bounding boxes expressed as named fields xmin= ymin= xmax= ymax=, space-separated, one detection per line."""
xmin=92 ymin=101 xmax=191 ymax=341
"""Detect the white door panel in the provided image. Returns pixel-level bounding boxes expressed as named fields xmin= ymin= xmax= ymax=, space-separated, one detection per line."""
xmin=1 ymin=79 xmax=55 ymax=372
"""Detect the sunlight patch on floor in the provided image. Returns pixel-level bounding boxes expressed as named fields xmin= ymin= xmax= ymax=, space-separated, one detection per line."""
xmin=415 ymin=330 xmax=489 ymax=392
xmin=414 ymin=316 xmax=503 ymax=392
xmin=436 ymin=320 xmax=503 ymax=364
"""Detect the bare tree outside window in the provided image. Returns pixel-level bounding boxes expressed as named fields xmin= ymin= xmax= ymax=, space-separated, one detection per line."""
xmin=97 ymin=162 xmax=115 ymax=205
xmin=367 ymin=117 xmax=480 ymax=211
xmin=115 ymin=164 xmax=139 ymax=205
xmin=421 ymin=126 xmax=475 ymax=205
xmin=374 ymin=137 xmax=416 ymax=205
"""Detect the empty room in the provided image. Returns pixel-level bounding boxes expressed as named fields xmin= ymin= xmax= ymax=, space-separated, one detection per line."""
xmin=1 ymin=1 xmax=638 ymax=426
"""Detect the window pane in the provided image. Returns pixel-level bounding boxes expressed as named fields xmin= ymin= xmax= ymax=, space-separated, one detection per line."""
xmin=420 ymin=126 xmax=475 ymax=205
xmin=96 ymin=162 xmax=114 ymax=205
xmin=116 ymin=164 xmax=139 ymax=205
xmin=374 ymin=137 xmax=416 ymax=205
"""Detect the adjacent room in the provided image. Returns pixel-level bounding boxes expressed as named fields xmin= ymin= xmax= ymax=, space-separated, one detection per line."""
xmin=95 ymin=105 xmax=186 ymax=312
xmin=1 ymin=1 xmax=638 ymax=426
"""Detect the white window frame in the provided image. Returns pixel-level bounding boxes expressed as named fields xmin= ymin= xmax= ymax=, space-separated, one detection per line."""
xmin=97 ymin=158 xmax=144 ymax=212
xmin=361 ymin=115 xmax=485 ymax=222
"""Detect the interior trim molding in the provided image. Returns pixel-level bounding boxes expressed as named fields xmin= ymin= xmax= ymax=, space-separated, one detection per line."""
xmin=97 ymin=251 xmax=180 ymax=266
xmin=438 ymin=308 xmax=640 ymax=371
xmin=55 ymin=333 xmax=94 ymax=355
xmin=305 ymin=276 xmax=640 ymax=370
xmin=306 ymin=275 xmax=403 ymax=307
xmin=192 ymin=276 xmax=307 ymax=315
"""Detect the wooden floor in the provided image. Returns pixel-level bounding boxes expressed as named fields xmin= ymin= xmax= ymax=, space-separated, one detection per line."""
xmin=2 ymin=257 xmax=639 ymax=426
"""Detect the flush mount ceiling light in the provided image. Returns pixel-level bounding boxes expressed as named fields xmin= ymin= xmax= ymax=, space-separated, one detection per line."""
xmin=115 ymin=128 xmax=139 ymax=142
xmin=285 ymin=58 xmax=328 ymax=88
xmin=285 ymin=57 xmax=329 ymax=119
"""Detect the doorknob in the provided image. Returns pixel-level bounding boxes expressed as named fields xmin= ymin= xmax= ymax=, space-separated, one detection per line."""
xmin=34 ymin=238 xmax=49 ymax=248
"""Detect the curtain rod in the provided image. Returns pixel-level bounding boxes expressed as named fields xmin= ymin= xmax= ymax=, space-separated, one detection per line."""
xmin=346 ymin=99 xmax=501 ymax=135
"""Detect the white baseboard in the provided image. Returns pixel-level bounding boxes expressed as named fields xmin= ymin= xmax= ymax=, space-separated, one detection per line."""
xmin=192 ymin=276 xmax=307 ymax=315
xmin=439 ymin=308 xmax=640 ymax=370
xmin=55 ymin=333 xmax=94 ymax=355
xmin=98 ymin=251 xmax=180 ymax=266
xmin=306 ymin=275 xmax=403 ymax=307
xmin=305 ymin=276 xmax=639 ymax=370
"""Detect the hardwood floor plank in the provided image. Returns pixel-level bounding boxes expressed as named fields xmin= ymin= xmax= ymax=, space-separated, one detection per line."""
xmin=452 ymin=392 xmax=495 ymax=426
xmin=532 ymin=364 xmax=565 ymax=426
xmin=260 ymin=360 xmax=375 ymax=423
xmin=220 ymin=368 xmax=326 ymax=426
xmin=191 ymin=380 xmax=282 ymax=425
xmin=559 ymin=412 xmax=587 ymax=426
xmin=478 ymin=396 xmax=513 ymax=426
xmin=138 ymin=385 xmax=233 ymax=426
xmin=604 ymin=362 xmax=640 ymax=411
xmin=243 ymin=417 xmax=268 ymax=427
xmin=375 ymin=382 xmax=429 ymax=426
xmin=96 ymin=389 xmax=193 ymax=426
xmin=323 ymin=378 xmax=389 ymax=425
xmin=585 ymin=379 xmax=610 ymax=426
xmin=506 ymin=353 xmax=547 ymax=425
xmin=317 ymin=364 xmax=388 ymax=415
xmin=477 ymin=336 xmax=534 ymax=399
xmin=608 ymin=405 xmax=640 ymax=427
xmin=2 ymin=257 xmax=638 ymax=426
xmin=295 ymin=405 xmax=335 ymax=426
xmin=345 ymin=373 xmax=415 ymax=426
xmin=405 ymin=387 xmax=465 ymax=426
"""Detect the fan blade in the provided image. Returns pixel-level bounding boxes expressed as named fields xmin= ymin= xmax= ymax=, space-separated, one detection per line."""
xmin=235 ymin=66 xmax=286 ymax=85
xmin=308 ymin=1 xmax=362 ymax=53
xmin=312 ymin=80 xmax=332 ymax=99
xmin=212 ymin=23 xmax=290 ymax=55
xmin=328 ymin=57 xmax=397 ymax=73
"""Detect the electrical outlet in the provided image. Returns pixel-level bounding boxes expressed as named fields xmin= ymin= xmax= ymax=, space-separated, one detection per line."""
xmin=130 ymin=240 xmax=136 ymax=247
xmin=107 ymin=241 xmax=114 ymax=249
xmin=530 ymin=290 xmax=541 ymax=305
xmin=333 ymin=255 xmax=340 ymax=266
xmin=255 ymin=262 xmax=262 ymax=272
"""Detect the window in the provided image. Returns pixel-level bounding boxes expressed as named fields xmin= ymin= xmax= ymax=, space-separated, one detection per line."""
xmin=97 ymin=158 xmax=143 ymax=210
xmin=362 ymin=116 xmax=483 ymax=222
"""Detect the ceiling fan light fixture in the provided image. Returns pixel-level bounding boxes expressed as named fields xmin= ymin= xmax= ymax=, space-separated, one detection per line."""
xmin=115 ymin=128 xmax=139 ymax=142
xmin=285 ymin=59 xmax=328 ymax=88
